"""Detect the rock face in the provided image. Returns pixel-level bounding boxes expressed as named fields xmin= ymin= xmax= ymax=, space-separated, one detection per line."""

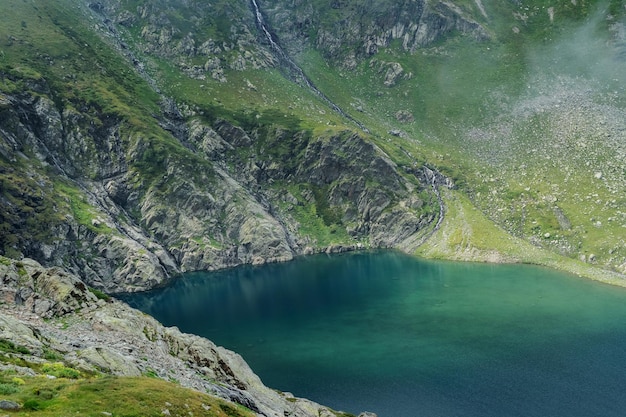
xmin=0 ymin=87 xmax=178 ymax=292
xmin=0 ymin=256 xmax=363 ymax=417
xmin=0 ymin=0 xmax=454 ymax=295
xmin=0 ymin=257 xmax=100 ymax=318
xmin=0 ymin=72 xmax=438 ymax=292
xmin=261 ymin=0 xmax=489 ymax=68
xmin=92 ymin=0 xmax=276 ymax=83
xmin=0 ymin=400 xmax=20 ymax=411
xmin=93 ymin=0 xmax=486 ymax=77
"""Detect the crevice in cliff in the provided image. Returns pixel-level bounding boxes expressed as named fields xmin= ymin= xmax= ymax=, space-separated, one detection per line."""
xmin=423 ymin=165 xmax=450 ymax=233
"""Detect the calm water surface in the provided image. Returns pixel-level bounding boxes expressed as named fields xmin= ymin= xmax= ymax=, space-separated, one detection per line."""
xmin=121 ymin=251 xmax=626 ymax=417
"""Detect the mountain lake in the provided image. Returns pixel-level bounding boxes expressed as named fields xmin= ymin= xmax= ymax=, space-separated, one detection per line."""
xmin=121 ymin=250 xmax=626 ymax=417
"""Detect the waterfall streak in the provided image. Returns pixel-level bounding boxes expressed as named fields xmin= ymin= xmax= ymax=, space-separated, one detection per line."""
xmin=250 ymin=0 xmax=367 ymax=132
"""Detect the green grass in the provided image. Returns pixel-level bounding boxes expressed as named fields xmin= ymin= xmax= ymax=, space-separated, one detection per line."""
xmin=88 ymin=287 xmax=110 ymax=302
xmin=0 ymin=339 xmax=30 ymax=355
xmin=0 ymin=382 xmax=20 ymax=395
xmin=53 ymin=181 xmax=113 ymax=234
xmin=0 ymin=0 xmax=160 ymax=115
xmin=189 ymin=235 xmax=224 ymax=250
xmin=417 ymin=189 xmax=626 ymax=287
xmin=0 ymin=374 xmax=255 ymax=417
xmin=417 ymin=188 xmax=547 ymax=262
xmin=41 ymin=362 xmax=81 ymax=379
xmin=278 ymin=183 xmax=355 ymax=248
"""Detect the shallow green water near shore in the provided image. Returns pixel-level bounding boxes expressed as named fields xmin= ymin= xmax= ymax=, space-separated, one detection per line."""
xmin=121 ymin=251 xmax=626 ymax=417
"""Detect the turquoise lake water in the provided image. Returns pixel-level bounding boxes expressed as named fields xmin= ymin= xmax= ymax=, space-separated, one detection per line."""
xmin=121 ymin=251 xmax=626 ymax=417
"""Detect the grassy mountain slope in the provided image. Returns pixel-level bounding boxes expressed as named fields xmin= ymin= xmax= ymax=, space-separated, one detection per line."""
xmin=97 ymin=0 xmax=626 ymax=278
xmin=261 ymin=0 xmax=626 ymax=276
xmin=1 ymin=0 xmax=625 ymax=414
xmin=0 ymin=0 xmax=440 ymax=292
xmin=1 ymin=0 xmax=625 ymax=287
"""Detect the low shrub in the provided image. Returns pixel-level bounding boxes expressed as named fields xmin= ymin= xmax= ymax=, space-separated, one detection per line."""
xmin=0 ymin=339 xmax=31 ymax=354
xmin=42 ymin=362 xmax=81 ymax=379
xmin=32 ymin=387 xmax=55 ymax=400
xmin=88 ymin=287 xmax=111 ymax=302
xmin=11 ymin=377 xmax=25 ymax=385
xmin=42 ymin=348 xmax=63 ymax=361
xmin=22 ymin=399 xmax=42 ymax=410
xmin=0 ymin=382 xmax=19 ymax=395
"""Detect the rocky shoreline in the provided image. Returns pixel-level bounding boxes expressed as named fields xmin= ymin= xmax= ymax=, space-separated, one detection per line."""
xmin=0 ymin=256 xmax=376 ymax=417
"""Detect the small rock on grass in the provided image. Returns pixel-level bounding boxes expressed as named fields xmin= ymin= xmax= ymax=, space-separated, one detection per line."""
xmin=0 ymin=400 xmax=20 ymax=411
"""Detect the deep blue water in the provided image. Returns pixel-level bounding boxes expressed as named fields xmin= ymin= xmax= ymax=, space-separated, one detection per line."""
xmin=120 ymin=251 xmax=626 ymax=417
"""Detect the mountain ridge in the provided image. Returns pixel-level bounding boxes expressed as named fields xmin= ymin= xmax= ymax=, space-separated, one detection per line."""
xmin=0 ymin=0 xmax=446 ymax=293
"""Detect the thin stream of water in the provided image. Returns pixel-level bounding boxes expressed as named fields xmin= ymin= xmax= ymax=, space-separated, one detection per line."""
xmin=249 ymin=0 xmax=368 ymax=131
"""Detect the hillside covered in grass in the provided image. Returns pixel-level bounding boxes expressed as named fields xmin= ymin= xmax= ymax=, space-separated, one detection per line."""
xmin=260 ymin=0 xmax=626 ymax=276
xmin=0 ymin=0 xmax=625 ymax=285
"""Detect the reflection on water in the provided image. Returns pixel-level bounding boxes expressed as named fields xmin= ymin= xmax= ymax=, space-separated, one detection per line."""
xmin=121 ymin=251 xmax=626 ymax=417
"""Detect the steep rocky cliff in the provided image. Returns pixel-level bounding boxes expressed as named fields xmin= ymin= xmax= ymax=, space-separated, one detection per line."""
xmin=1 ymin=0 xmax=625 ymax=290
xmin=0 ymin=13 xmax=439 ymax=293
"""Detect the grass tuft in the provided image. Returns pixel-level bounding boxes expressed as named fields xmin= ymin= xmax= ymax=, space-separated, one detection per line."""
xmin=0 ymin=375 xmax=256 ymax=417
